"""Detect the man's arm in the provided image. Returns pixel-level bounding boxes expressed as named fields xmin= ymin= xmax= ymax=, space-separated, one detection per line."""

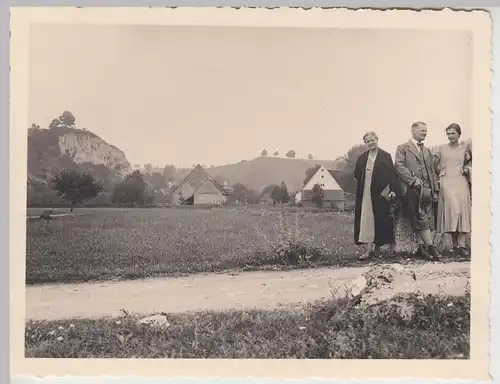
xmin=394 ymin=145 xmax=417 ymax=186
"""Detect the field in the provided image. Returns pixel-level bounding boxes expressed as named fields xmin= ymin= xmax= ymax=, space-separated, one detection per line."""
xmin=26 ymin=206 xmax=358 ymax=284
xmin=25 ymin=206 xmax=470 ymax=359
xmin=26 ymin=206 xmax=464 ymax=285
xmin=25 ymin=292 xmax=470 ymax=358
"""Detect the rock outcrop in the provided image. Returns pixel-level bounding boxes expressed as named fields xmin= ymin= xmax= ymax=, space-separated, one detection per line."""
xmin=27 ymin=125 xmax=131 ymax=187
xmin=57 ymin=131 xmax=131 ymax=177
xmin=27 ymin=124 xmax=132 ymax=204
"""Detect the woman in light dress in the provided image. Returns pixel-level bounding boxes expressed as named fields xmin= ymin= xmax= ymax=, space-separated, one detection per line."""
xmin=434 ymin=123 xmax=471 ymax=257
xmin=353 ymin=132 xmax=398 ymax=259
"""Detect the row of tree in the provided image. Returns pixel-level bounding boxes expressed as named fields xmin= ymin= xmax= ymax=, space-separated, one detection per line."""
xmin=51 ymin=169 xmax=157 ymax=210
xmin=260 ymin=149 xmax=314 ymax=160
xmin=263 ymin=180 xmax=325 ymax=207
xmin=50 ymin=168 xmax=257 ymax=209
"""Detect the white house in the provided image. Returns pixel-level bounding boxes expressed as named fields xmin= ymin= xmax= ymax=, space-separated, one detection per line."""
xmin=295 ymin=165 xmax=345 ymax=210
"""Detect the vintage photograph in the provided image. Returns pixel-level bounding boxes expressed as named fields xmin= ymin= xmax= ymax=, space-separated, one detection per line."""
xmin=12 ymin=6 xmax=490 ymax=376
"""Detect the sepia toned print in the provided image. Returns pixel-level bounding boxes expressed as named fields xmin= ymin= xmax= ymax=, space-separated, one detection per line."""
xmin=10 ymin=6 xmax=491 ymax=380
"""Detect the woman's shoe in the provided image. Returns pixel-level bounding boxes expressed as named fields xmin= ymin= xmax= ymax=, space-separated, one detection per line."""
xmin=417 ymin=244 xmax=434 ymax=261
xmin=359 ymin=250 xmax=373 ymax=260
xmin=428 ymin=245 xmax=442 ymax=260
xmin=457 ymin=246 xmax=470 ymax=257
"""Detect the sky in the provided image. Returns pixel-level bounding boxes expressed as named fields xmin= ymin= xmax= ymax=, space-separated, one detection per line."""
xmin=28 ymin=24 xmax=472 ymax=168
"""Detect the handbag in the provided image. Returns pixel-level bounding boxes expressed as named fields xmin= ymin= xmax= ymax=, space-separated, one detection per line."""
xmin=380 ymin=184 xmax=392 ymax=201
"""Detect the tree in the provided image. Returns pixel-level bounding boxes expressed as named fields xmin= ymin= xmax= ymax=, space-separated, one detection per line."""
xmin=285 ymin=149 xmax=296 ymax=158
xmin=230 ymin=183 xmax=258 ymax=204
xmin=343 ymin=144 xmax=367 ymax=165
xmin=308 ymin=153 xmax=313 ymax=160
xmin=112 ymin=170 xmax=147 ymax=206
xmin=144 ymin=163 xmax=153 ymax=175
xmin=273 ymin=151 xmax=279 ymax=157
xmin=49 ymin=118 xmax=61 ymax=129
xmin=280 ymin=182 xmax=290 ymax=204
xmin=260 ymin=184 xmax=277 ymax=201
xmin=261 ymin=149 xmax=268 ymax=156
xmin=59 ymin=111 xmax=76 ymax=127
xmin=311 ymin=183 xmax=325 ymax=208
xmin=340 ymin=144 xmax=367 ymax=194
xmin=148 ymin=172 xmax=166 ymax=190
xmin=271 ymin=181 xmax=289 ymax=204
xmin=51 ymin=169 xmax=104 ymax=212
xmin=303 ymin=165 xmax=319 ymax=186
xmin=162 ymin=165 xmax=177 ymax=183
xmin=178 ymin=193 xmax=186 ymax=206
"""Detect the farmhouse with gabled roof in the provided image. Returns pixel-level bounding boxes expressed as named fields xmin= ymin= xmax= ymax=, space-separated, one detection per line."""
xmin=170 ymin=164 xmax=228 ymax=205
xmin=295 ymin=165 xmax=345 ymax=210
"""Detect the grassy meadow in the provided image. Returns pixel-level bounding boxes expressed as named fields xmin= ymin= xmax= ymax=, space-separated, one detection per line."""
xmin=26 ymin=206 xmax=467 ymax=285
xmin=26 ymin=206 xmax=360 ymax=284
xmin=25 ymin=292 xmax=470 ymax=359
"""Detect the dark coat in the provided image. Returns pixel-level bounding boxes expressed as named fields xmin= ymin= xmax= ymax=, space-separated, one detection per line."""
xmin=354 ymin=148 xmax=398 ymax=246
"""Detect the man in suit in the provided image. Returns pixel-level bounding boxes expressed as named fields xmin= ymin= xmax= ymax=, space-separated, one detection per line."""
xmin=395 ymin=121 xmax=441 ymax=260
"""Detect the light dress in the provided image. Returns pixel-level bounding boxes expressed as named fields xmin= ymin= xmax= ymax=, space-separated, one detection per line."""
xmin=358 ymin=151 xmax=378 ymax=243
xmin=435 ymin=143 xmax=471 ymax=233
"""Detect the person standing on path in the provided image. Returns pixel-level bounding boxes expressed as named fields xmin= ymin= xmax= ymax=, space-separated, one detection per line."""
xmin=353 ymin=131 xmax=398 ymax=260
xmin=433 ymin=123 xmax=471 ymax=257
xmin=395 ymin=121 xmax=442 ymax=261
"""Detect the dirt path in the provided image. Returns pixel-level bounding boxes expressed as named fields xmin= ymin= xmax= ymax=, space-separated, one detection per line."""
xmin=25 ymin=262 xmax=470 ymax=321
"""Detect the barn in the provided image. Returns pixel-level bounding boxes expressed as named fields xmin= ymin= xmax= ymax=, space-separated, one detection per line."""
xmin=170 ymin=164 xmax=228 ymax=206
xmin=295 ymin=165 xmax=345 ymax=210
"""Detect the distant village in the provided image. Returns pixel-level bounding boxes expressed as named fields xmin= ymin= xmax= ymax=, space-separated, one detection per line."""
xmin=132 ymin=162 xmax=348 ymax=211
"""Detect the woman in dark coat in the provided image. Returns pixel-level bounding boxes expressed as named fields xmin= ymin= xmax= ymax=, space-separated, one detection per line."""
xmin=354 ymin=131 xmax=399 ymax=259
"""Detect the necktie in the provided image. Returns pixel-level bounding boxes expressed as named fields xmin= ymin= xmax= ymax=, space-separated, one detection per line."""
xmin=417 ymin=142 xmax=424 ymax=160
xmin=417 ymin=142 xmax=430 ymax=180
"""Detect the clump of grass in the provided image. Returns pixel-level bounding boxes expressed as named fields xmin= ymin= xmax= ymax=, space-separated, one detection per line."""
xmin=271 ymin=210 xmax=328 ymax=265
xmin=25 ymin=292 xmax=470 ymax=359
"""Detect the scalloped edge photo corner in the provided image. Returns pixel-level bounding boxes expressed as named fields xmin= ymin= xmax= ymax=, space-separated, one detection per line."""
xmin=9 ymin=5 xmax=493 ymax=382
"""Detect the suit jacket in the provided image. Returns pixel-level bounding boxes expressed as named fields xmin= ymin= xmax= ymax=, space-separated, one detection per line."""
xmin=394 ymin=140 xmax=439 ymax=198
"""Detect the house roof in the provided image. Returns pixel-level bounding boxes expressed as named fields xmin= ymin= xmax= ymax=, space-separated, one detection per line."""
xmin=302 ymin=165 xmax=321 ymax=187
xmin=327 ymin=169 xmax=343 ymax=186
xmin=171 ymin=165 xmax=227 ymax=196
xmin=194 ymin=177 xmax=228 ymax=196
xmin=258 ymin=190 xmax=273 ymax=201
xmin=301 ymin=165 xmax=343 ymax=190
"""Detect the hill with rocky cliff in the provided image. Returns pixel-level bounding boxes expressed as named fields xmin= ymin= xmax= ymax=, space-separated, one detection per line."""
xmin=27 ymin=114 xmax=132 ymax=205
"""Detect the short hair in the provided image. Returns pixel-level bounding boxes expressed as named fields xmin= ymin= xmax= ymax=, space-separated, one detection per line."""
xmin=363 ymin=131 xmax=378 ymax=142
xmin=445 ymin=123 xmax=462 ymax=136
xmin=411 ymin=121 xmax=427 ymax=130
